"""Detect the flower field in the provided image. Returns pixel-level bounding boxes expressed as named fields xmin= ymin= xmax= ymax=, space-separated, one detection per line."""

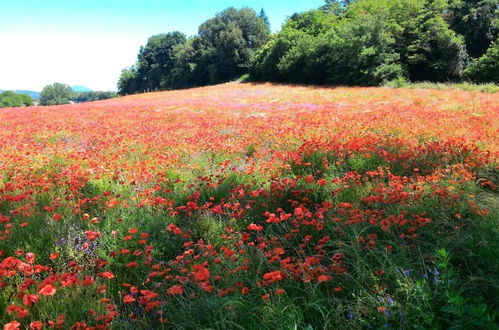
xmin=0 ymin=83 xmax=498 ymax=329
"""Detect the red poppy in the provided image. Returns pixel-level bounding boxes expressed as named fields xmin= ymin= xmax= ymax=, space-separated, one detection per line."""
xmin=39 ymin=284 xmax=56 ymax=296
xmin=99 ymin=272 xmax=115 ymax=279
xmin=4 ymin=321 xmax=21 ymax=330
xmin=23 ymin=294 xmax=39 ymax=306
xmin=168 ymin=285 xmax=183 ymax=295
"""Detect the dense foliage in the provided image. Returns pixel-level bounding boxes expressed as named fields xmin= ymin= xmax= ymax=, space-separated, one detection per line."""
xmin=0 ymin=84 xmax=497 ymax=329
xmin=448 ymin=0 xmax=499 ymax=58
xmin=0 ymin=91 xmax=33 ymax=108
xmin=72 ymin=91 xmax=118 ymax=103
xmin=39 ymin=83 xmax=74 ymax=106
xmin=118 ymin=8 xmax=270 ymax=94
xmin=118 ymin=1 xmax=497 ymax=93
xmin=464 ymin=39 xmax=499 ymax=83
xmin=251 ymin=0 xmax=480 ymax=84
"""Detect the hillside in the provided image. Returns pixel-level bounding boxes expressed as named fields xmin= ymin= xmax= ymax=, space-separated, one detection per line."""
xmin=0 ymin=83 xmax=498 ymax=329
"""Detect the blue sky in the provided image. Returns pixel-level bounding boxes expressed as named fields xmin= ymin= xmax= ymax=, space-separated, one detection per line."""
xmin=0 ymin=0 xmax=324 ymax=91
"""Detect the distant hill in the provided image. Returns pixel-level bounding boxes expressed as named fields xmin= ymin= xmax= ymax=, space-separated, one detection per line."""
xmin=72 ymin=85 xmax=92 ymax=92
xmin=0 ymin=89 xmax=40 ymax=100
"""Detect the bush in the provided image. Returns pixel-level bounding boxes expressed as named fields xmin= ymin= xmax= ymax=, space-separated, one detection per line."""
xmin=0 ymin=91 xmax=33 ymax=108
xmin=39 ymin=83 xmax=74 ymax=106
xmin=464 ymin=40 xmax=499 ymax=84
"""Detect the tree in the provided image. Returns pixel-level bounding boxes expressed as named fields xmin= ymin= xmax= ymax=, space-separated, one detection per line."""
xmin=39 ymin=83 xmax=74 ymax=106
xmin=259 ymin=9 xmax=271 ymax=30
xmin=464 ymin=39 xmax=499 ymax=83
xmin=250 ymin=9 xmax=339 ymax=82
xmin=448 ymin=0 xmax=499 ymax=58
xmin=72 ymin=91 xmax=118 ymax=103
xmin=19 ymin=94 xmax=33 ymax=106
xmin=251 ymin=6 xmax=402 ymax=85
xmin=345 ymin=0 xmax=467 ymax=81
xmin=118 ymin=66 xmax=140 ymax=95
xmin=0 ymin=91 xmax=33 ymax=108
xmin=136 ymin=31 xmax=187 ymax=92
xmin=195 ymin=7 xmax=271 ymax=85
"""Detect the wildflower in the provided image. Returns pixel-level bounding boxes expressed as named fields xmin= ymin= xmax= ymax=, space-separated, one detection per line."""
xmin=23 ymin=294 xmax=39 ymax=306
xmin=25 ymin=252 xmax=35 ymax=263
xmin=168 ymin=285 xmax=183 ymax=295
xmin=191 ymin=265 xmax=210 ymax=282
xmin=84 ymin=230 xmax=100 ymax=240
xmin=99 ymin=272 xmax=115 ymax=279
xmin=332 ymin=253 xmax=343 ymax=261
xmin=4 ymin=321 xmax=21 ymax=330
xmin=246 ymin=223 xmax=263 ymax=231
xmin=39 ymin=284 xmax=56 ymax=296
xmin=377 ymin=306 xmax=387 ymax=313
xmin=317 ymin=275 xmax=333 ymax=283
xmin=263 ymin=270 xmax=285 ymax=284
xmin=29 ymin=321 xmax=43 ymax=330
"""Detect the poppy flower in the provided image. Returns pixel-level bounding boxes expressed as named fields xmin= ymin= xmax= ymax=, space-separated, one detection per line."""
xmin=246 ymin=223 xmax=263 ymax=231
xmin=168 ymin=285 xmax=183 ymax=295
xmin=4 ymin=321 xmax=21 ymax=330
xmin=99 ymin=272 xmax=115 ymax=279
xmin=29 ymin=321 xmax=43 ymax=330
xmin=317 ymin=275 xmax=332 ymax=283
xmin=39 ymin=284 xmax=56 ymax=296
xmin=23 ymin=294 xmax=40 ymax=306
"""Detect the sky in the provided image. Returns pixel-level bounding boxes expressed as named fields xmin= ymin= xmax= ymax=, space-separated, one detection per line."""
xmin=0 ymin=0 xmax=324 ymax=92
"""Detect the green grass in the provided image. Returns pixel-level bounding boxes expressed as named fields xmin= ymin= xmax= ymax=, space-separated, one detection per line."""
xmin=1 ymin=144 xmax=498 ymax=329
xmin=384 ymin=79 xmax=499 ymax=93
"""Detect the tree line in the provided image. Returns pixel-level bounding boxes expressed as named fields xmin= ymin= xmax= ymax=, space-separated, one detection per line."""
xmin=0 ymin=84 xmax=118 ymax=108
xmin=39 ymin=83 xmax=117 ymax=106
xmin=118 ymin=8 xmax=271 ymax=94
xmin=0 ymin=91 xmax=33 ymax=108
xmin=118 ymin=0 xmax=498 ymax=95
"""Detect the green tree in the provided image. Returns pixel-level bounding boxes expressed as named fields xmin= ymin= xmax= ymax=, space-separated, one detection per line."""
xmin=0 ymin=91 xmax=33 ymax=108
xmin=251 ymin=7 xmax=402 ymax=85
xmin=346 ymin=0 xmax=467 ymax=82
xmin=448 ymin=0 xmax=499 ymax=58
xmin=39 ymin=83 xmax=74 ymax=106
xmin=250 ymin=9 xmax=338 ymax=82
xmin=19 ymin=93 xmax=33 ymax=106
xmin=136 ymin=31 xmax=187 ymax=92
xmin=464 ymin=39 xmax=499 ymax=83
xmin=319 ymin=14 xmax=403 ymax=85
xmin=72 ymin=91 xmax=118 ymax=103
xmin=195 ymin=7 xmax=271 ymax=85
xmin=118 ymin=67 xmax=140 ymax=95
xmin=259 ymin=9 xmax=271 ymax=30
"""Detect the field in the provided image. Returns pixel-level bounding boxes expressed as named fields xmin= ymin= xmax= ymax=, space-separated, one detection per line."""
xmin=0 ymin=83 xmax=498 ymax=329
